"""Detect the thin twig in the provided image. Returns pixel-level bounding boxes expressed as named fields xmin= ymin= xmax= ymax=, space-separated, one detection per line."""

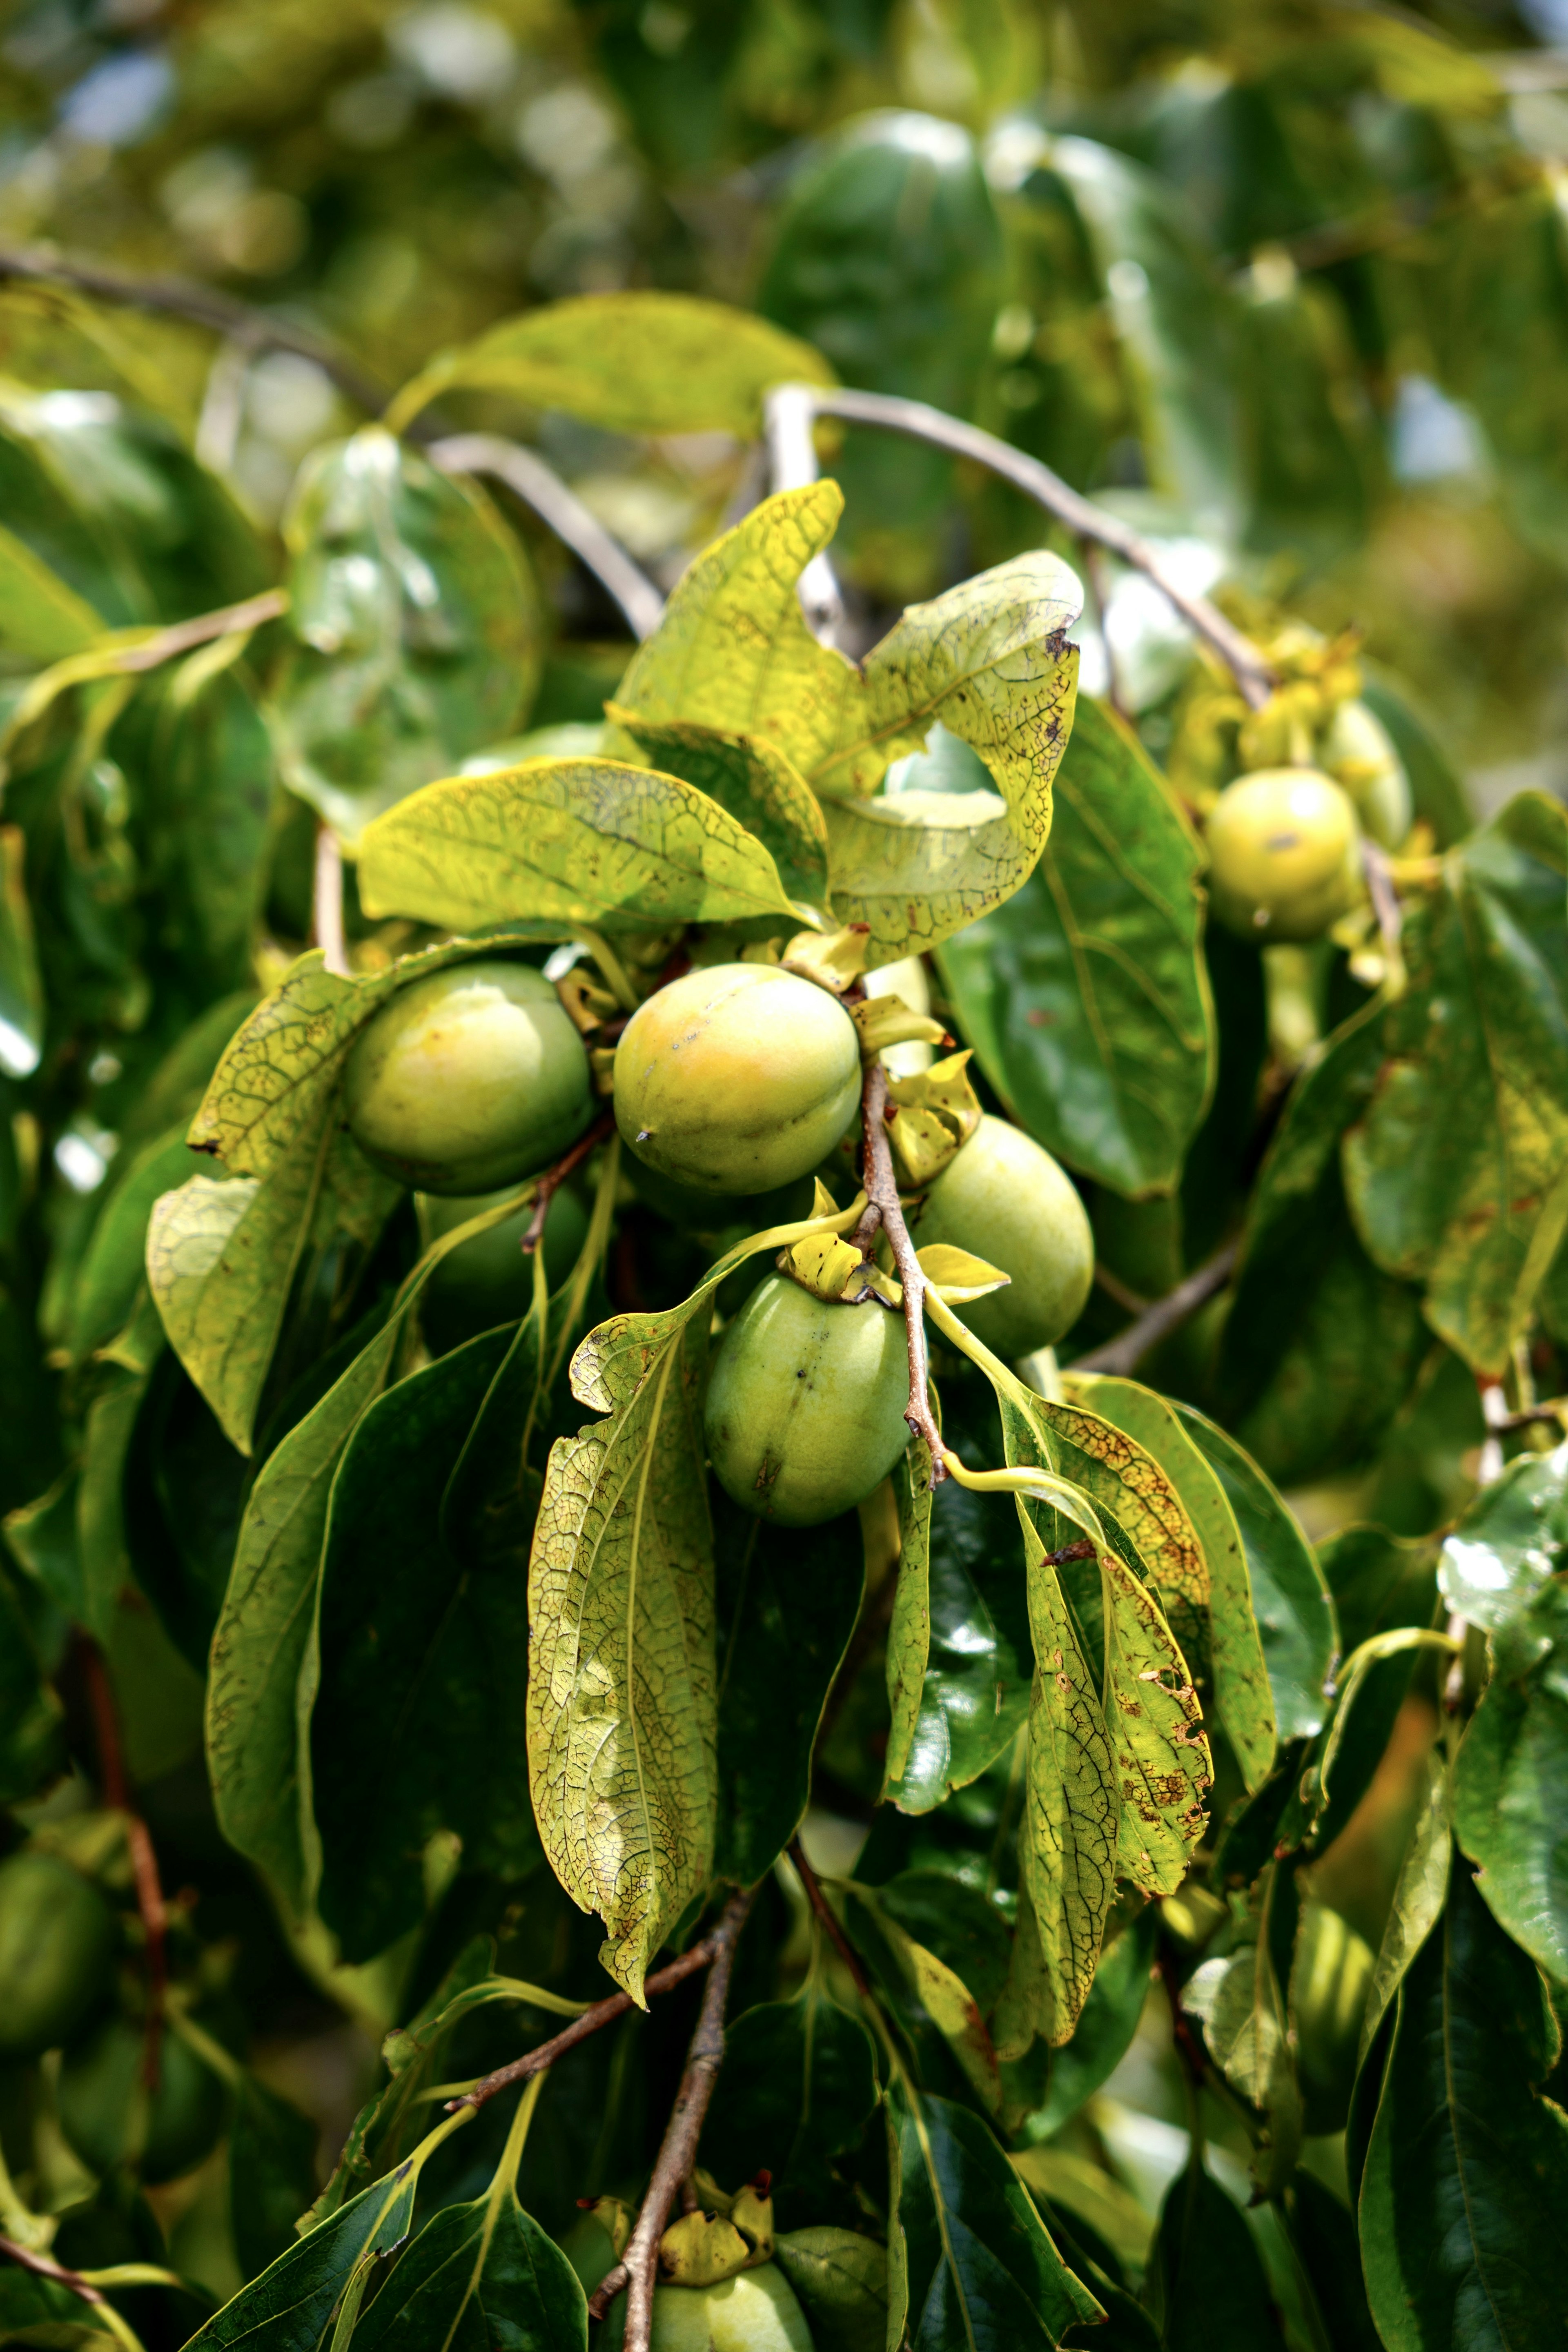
xmin=448 ymin=1929 xmax=725 ymax=2114
xmin=428 ymin=433 xmax=666 ymax=641
xmin=0 ymin=2235 xmax=110 ymax=2305
xmin=855 ymin=1058 xmax=945 ymax=1475
xmin=312 ymin=823 xmax=349 ymax=977
xmin=766 ymin=384 xmax=1276 ymax=709
xmin=788 ymin=1837 xmax=871 ymax=1999
xmin=519 ymin=1111 xmax=615 ymax=1253
xmin=80 ymin=1644 xmax=165 ymax=2093
xmin=1069 ymin=1241 xmax=1238 ymax=1377
xmin=100 ymin=589 xmax=286 ymax=673
xmin=588 ymin=1891 xmax=754 ymax=2348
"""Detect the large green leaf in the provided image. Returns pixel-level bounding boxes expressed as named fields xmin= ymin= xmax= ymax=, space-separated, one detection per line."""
xmin=1438 ymin=1441 xmax=1568 ymax=1635
xmin=269 ymin=427 xmax=541 ymax=842
xmin=1343 ymin=793 xmax=1568 ymax=1376
xmin=889 ymin=2086 xmax=1102 ymax=2350
xmin=1454 ymin=1576 xmax=1568 ymax=1983
xmin=1174 ymin=1406 xmax=1336 ymax=1740
xmin=1359 ymin=1859 xmax=1568 ymax=2352
xmin=229 ymin=2074 xmax=319 ymax=2285
xmin=938 ymin=699 xmax=1212 ymax=1197
xmin=0 ymin=1556 xmax=65 ymax=1803
xmin=608 ymin=709 xmax=832 ymax=914
xmin=0 ymin=515 xmax=102 ymax=659
xmin=700 ymin=1976 xmax=879 ymax=2228
xmin=356 ymin=755 xmax=804 ymax=938
xmin=1153 ymin=2163 xmax=1285 ymax=2350
xmin=385 ymin=290 xmax=832 ymax=438
xmin=712 ymin=1492 xmax=863 ymax=1887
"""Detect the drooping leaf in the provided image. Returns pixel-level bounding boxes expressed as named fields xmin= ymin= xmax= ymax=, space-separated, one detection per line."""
xmin=607 ymin=708 xmax=832 ymax=913
xmin=1359 ymin=1858 xmax=1568 ymax=2352
xmin=385 ymin=290 xmax=831 ymax=438
xmin=357 ymin=756 xmax=804 ymax=938
xmin=269 ymin=427 xmax=541 ymax=842
xmin=876 ymin=1871 xmax=1013 ymax=2016
xmin=700 ymin=1977 xmax=879 ymax=2227
xmin=845 ymin=1882 xmax=1004 ymax=2117
xmin=938 ymin=699 xmax=1212 ymax=1197
xmin=1285 ymin=2172 xmax=1381 ymax=2352
xmin=229 ymin=2074 xmax=319 ymax=2284
xmin=1454 ymin=1575 xmax=1568 ymax=1983
xmin=712 ymin=1491 xmax=864 ymax=1887
xmin=354 ymin=2149 xmax=588 ymax=2351
xmin=1343 ymin=792 xmax=1568 ymax=1376
xmin=1100 ymin=1549 xmax=1211 ymax=1900
xmin=1153 ymin=2162 xmax=1285 ymax=2351
xmin=1182 ymin=1863 xmax=1301 ymax=2192
xmin=1023 ymin=1906 xmax=1157 ymax=2141
xmin=888 ymin=2086 xmax=1103 ymax=2350
xmin=1360 ymin=1748 xmax=1452 ymax=2065
xmin=1066 ymin=1374 xmax=1274 ymax=1792
xmin=883 ymin=1438 xmax=937 ymax=1800
xmin=1174 ymin=1406 xmax=1336 ymax=1740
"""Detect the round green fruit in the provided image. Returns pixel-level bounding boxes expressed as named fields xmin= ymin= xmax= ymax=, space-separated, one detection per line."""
xmin=604 ymin=2264 xmax=814 ymax=2352
xmin=910 ymin=1115 xmax=1093 ymax=1359
xmin=0 ymin=1850 xmax=118 ymax=2058
xmin=706 ymin=1274 xmax=910 ymax=1526
xmin=344 ymin=960 xmax=592 ymax=1195
xmin=419 ymin=1182 xmax=589 ymax=1355
xmin=1291 ymin=1899 xmax=1376 ymax=2135
xmin=1205 ymin=768 xmax=1363 ymax=942
xmin=1319 ymin=698 xmax=1411 ymax=850
xmin=613 ymin=964 xmax=861 ymax=1196
xmin=58 ymin=2016 xmax=227 ymax=2185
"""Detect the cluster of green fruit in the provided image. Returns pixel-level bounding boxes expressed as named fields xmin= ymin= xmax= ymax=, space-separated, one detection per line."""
xmin=0 ymin=1848 xmax=226 ymax=2182
xmin=343 ymin=955 xmax=1094 ymax=1525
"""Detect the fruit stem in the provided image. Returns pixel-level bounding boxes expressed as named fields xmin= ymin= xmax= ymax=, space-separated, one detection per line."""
xmin=855 ymin=1058 xmax=947 ymax=1483
xmin=788 ymin=1836 xmax=872 ymax=2000
xmin=587 ymin=1889 xmax=755 ymax=2350
xmin=519 ymin=1111 xmax=616 ymax=1254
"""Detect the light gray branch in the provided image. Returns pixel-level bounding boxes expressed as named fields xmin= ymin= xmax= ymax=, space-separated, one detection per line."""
xmin=428 ymin=432 xmax=667 ymax=643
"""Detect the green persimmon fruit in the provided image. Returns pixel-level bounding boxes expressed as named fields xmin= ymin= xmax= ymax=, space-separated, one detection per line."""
xmin=910 ymin=1114 xmax=1093 ymax=1358
xmin=1319 ymin=697 xmax=1412 ymax=850
xmin=345 ymin=960 xmax=592 ymax=1194
xmin=628 ymin=1156 xmax=816 ymax=1237
xmin=0 ymin=1850 xmax=118 ymax=2058
xmin=1205 ymin=768 xmax=1363 ymax=942
xmin=59 ymin=2016 xmax=227 ymax=2185
xmin=706 ymin=1274 xmax=910 ymax=1526
xmin=1291 ymin=1899 xmax=1376 ymax=2135
xmin=614 ymin=964 xmax=861 ymax=1195
xmin=603 ymin=2264 xmax=814 ymax=2352
xmin=419 ymin=1181 xmax=589 ymax=1354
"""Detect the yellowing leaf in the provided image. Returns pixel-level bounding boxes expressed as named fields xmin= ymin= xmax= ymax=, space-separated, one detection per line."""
xmin=606 ymin=707 xmax=831 ymax=915
xmin=357 ymin=757 xmax=802 ymax=937
xmin=885 ymin=1050 xmax=982 ymax=1187
xmin=0 ymin=517 xmax=103 ymax=660
xmin=385 ymin=292 xmax=833 ymax=439
xmin=1101 ymin=1550 xmax=1210 ymax=1896
xmin=915 ymin=1244 xmax=1009 ymax=1301
xmin=884 ymin=1441 xmax=935 ymax=1795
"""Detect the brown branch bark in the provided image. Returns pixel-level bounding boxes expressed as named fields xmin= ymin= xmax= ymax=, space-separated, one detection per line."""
xmin=519 ymin=1111 xmax=615 ymax=1254
xmin=855 ymin=1059 xmax=945 ymax=1478
xmin=0 ymin=2234 xmax=111 ymax=2307
xmin=1068 ymin=1241 xmax=1238 ymax=1378
xmin=588 ymin=1891 xmax=754 ymax=2348
xmin=788 ymin=1837 xmax=871 ymax=2000
xmin=80 ymin=1643 xmax=165 ymax=2093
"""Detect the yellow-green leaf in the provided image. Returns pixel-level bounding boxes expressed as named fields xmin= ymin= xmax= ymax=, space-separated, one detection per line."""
xmin=606 ymin=706 xmax=831 ymax=914
xmin=357 ymin=757 xmax=803 ymax=938
xmin=384 ymin=291 xmax=833 ymax=438
xmin=1101 ymin=1549 xmax=1210 ymax=1896
xmin=884 ymin=1442 xmax=935 ymax=1794
xmin=0 ymin=516 xmax=103 ymax=660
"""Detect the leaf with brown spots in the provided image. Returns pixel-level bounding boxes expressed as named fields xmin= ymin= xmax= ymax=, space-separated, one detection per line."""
xmin=1101 ymin=1549 xmax=1211 ymax=1897
xmin=1036 ymin=1398 xmax=1212 ymax=1687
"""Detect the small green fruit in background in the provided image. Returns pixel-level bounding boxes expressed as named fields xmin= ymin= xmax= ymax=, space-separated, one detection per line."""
xmin=58 ymin=2016 xmax=227 ymax=2184
xmin=911 ymin=1114 xmax=1093 ymax=1358
xmin=0 ymin=1850 xmax=118 ymax=2058
xmin=1205 ymin=768 xmax=1363 ymax=942
xmin=614 ymin=964 xmax=861 ymax=1195
xmin=602 ymin=2264 xmax=814 ymax=2352
xmin=419 ymin=1181 xmax=590 ymax=1354
xmin=345 ymin=959 xmax=592 ymax=1194
xmin=1291 ymin=1898 xmax=1376 ymax=2134
xmin=706 ymin=1274 xmax=910 ymax=1526
xmin=1319 ymin=697 xmax=1412 ymax=850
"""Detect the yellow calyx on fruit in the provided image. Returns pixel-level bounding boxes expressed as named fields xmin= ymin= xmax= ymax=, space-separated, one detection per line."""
xmin=1204 ymin=767 xmax=1364 ymax=943
xmin=344 ymin=959 xmax=593 ymax=1194
xmin=612 ymin=962 xmax=861 ymax=1196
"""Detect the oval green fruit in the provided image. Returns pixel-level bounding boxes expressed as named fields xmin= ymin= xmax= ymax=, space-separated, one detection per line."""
xmin=706 ymin=1274 xmax=910 ymax=1526
xmin=604 ymin=2264 xmax=814 ymax=2352
xmin=345 ymin=960 xmax=592 ymax=1195
xmin=59 ymin=2015 xmax=226 ymax=2185
xmin=614 ymin=964 xmax=862 ymax=1196
xmin=1291 ymin=1899 xmax=1376 ymax=2135
xmin=419 ymin=1182 xmax=589 ymax=1355
xmin=911 ymin=1114 xmax=1093 ymax=1358
xmin=0 ymin=1850 xmax=118 ymax=2058
xmin=1205 ymin=768 xmax=1363 ymax=942
xmin=1319 ymin=698 xmax=1411 ymax=850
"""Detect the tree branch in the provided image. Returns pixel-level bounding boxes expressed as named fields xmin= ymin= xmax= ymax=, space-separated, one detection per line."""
xmin=854 ymin=1058 xmax=945 ymax=1477
xmin=787 ymin=1837 xmax=871 ymax=1999
xmin=427 ymin=433 xmax=666 ymax=642
xmin=765 ymin=384 xmax=1276 ymax=710
xmin=519 ymin=1110 xmax=615 ymax=1253
xmin=1069 ymin=1241 xmax=1238 ymax=1377
xmin=80 ymin=1643 xmax=166 ymax=2093
xmin=588 ymin=1891 xmax=754 ymax=2349
xmin=311 ymin=822 xmax=349 ymax=977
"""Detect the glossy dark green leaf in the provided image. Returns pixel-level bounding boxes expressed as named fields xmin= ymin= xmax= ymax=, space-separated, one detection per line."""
xmin=313 ymin=1323 xmax=540 ymax=1960
xmin=181 ymin=2149 xmax=428 ymax=2349
xmin=1359 ymin=1859 xmax=1568 ymax=2352
xmin=354 ymin=2175 xmax=588 ymax=2351
xmin=1174 ymin=1405 xmax=1336 ymax=1739
xmin=772 ymin=2227 xmax=887 ymax=2352
xmin=1318 ymin=1523 xmax=1440 ymax=1663
xmin=1438 ymin=1440 xmax=1568 ymax=1635
xmin=270 ymin=428 xmax=541 ymax=842
xmin=890 ymin=2086 xmax=1102 ymax=2350
xmin=848 ymin=1882 xmax=1004 ymax=2118
xmin=712 ymin=1490 xmax=864 ymax=1886
xmin=1285 ymin=2172 xmax=1380 ymax=2352
xmin=230 ymin=2073 xmax=319 ymax=2283
xmin=700 ymin=1977 xmax=879 ymax=2226
xmin=1025 ymin=1907 xmax=1156 ymax=2141
xmin=1343 ymin=793 xmax=1568 ymax=1377
xmin=1454 ymin=1576 xmax=1568 ymax=1982
xmin=1218 ymin=997 xmax=1427 ymax=1486
xmin=938 ymin=698 xmax=1212 ymax=1198
xmin=1153 ymin=2163 xmax=1285 ymax=2350
xmin=878 ymin=1871 xmax=1013 ymax=2014
xmin=0 ymin=1554 xmax=65 ymax=1802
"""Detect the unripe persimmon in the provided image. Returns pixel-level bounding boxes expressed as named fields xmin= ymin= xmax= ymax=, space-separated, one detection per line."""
xmin=1205 ymin=768 xmax=1363 ymax=942
xmin=602 ymin=2265 xmax=813 ymax=2352
xmin=59 ymin=2015 xmax=226 ymax=2184
xmin=345 ymin=960 xmax=591 ymax=1195
xmin=419 ymin=1181 xmax=590 ymax=1354
xmin=614 ymin=964 xmax=861 ymax=1196
xmin=911 ymin=1114 xmax=1093 ymax=1358
xmin=0 ymin=1851 xmax=118 ymax=2059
